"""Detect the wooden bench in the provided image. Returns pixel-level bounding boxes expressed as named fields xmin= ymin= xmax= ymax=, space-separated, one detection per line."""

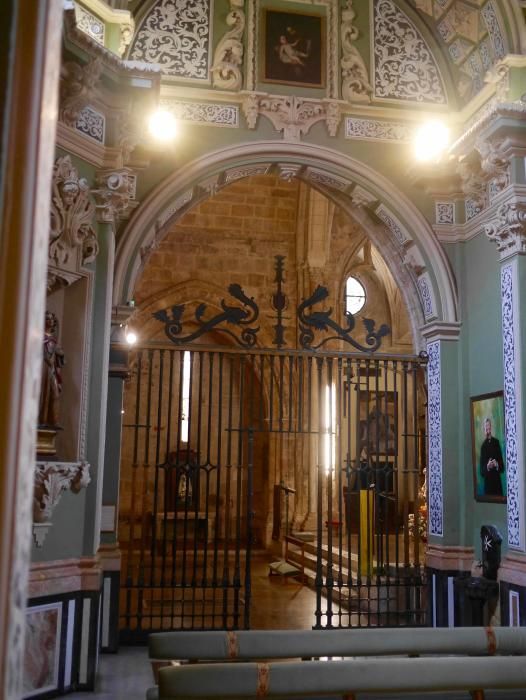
xmin=147 ymin=627 xmax=526 ymax=700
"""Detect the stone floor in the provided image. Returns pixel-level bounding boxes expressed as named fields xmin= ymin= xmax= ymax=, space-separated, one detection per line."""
xmin=67 ymin=553 xmax=526 ymax=700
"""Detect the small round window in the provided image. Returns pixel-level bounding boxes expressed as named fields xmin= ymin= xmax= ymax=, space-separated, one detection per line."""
xmin=345 ymin=276 xmax=366 ymax=315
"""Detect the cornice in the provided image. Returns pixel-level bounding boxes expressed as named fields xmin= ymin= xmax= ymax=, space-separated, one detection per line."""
xmin=434 ymin=185 xmax=526 ymax=245
xmin=63 ymin=6 xmax=161 ymax=87
xmin=421 ymin=321 xmax=462 ymax=342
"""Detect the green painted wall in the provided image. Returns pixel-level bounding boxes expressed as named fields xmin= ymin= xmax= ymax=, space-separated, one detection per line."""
xmin=443 ymin=233 xmax=507 ymax=557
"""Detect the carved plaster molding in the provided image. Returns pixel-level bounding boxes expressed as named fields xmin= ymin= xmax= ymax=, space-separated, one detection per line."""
xmin=59 ymin=58 xmax=103 ymax=127
xmin=242 ymin=94 xmax=340 ymax=140
xmin=33 ymin=462 xmax=91 ymax=546
xmin=211 ymin=0 xmax=245 ymax=90
xmin=341 ymin=0 xmax=372 ymax=104
xmin=50 ymin=156 xmax=98 ymax=270
xmin=91 ymin=168 xmax=136 ymax=223
xmin=457 ymin=157 xmax=487 ymax=212
xmin=476 ymin=139 xmax=510 ymax=195
xmin=485 ymin=201 xmax=526 ymax=258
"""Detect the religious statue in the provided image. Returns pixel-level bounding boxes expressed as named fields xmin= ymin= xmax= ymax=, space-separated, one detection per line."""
xmin=38 ymin=311 xmax=65 ymax=428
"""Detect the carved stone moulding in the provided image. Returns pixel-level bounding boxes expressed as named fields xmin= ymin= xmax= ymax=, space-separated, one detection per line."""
xmin=92 ymin=168 xmax=136 ymax=223
xmin=59 ymin=57 xmax=103 ymax=128
xmin=33 ymin=461 xmax=91 ymax=547
xmin=242 ymin=93 xmax=341 ymax=141
xmin=50 ymin=155 xmax=98 ymax=271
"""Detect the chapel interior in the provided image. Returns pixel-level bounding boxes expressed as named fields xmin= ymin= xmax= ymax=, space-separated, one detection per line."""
xmin=2 ymin=0 xmax=526 ymax=699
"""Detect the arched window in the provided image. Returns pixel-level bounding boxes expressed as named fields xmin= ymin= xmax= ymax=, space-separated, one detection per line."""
xmin=345 ymin=276 xmax=366 ymax=315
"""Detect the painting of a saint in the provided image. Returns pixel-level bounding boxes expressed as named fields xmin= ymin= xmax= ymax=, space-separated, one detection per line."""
xmin=262 ymin=9 xmax=325 ymax=88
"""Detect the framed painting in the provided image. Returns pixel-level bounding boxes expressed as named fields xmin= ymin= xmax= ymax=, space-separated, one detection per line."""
xmin=471 ymin=391 xmax=506 ymax=503
xmin=261 ymin=8 xmax=325 ymax=88
xmin=358 ymin=390 xmax=397 ymax=458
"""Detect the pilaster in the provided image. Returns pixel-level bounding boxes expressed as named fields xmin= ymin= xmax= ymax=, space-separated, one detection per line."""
xmin=421 ymin=322 xmax=462 ymax=545
xmin=485 ymin=196 xmax=526 ymax=554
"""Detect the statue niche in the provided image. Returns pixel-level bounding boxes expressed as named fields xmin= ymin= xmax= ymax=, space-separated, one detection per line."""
xmin=37 ymin=311 xmax=65 ymax=456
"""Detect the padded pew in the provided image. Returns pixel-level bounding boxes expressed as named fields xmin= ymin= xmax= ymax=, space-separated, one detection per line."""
xmin=147 ymin=627 xmax=526 ymax=700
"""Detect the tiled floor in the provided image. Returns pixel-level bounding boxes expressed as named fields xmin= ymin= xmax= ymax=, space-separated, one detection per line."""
xmin=66 ymin=553 xmax=526 ymax=700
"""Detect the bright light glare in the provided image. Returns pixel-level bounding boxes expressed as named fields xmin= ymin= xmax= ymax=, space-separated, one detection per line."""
xmin=125 ymin=330 xmax=137 ymax=345
xmin=148 ymin=110 xmax=178 ymax=141
xmin=181 ymin=351 xmax=191 ymax=443
xmin=324 ymin=383 xmax=337 ymax=475
xmin=413 ymin=121 xmax=449 ymax=162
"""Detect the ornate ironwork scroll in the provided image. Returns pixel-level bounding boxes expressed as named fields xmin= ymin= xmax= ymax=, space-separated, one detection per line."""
xmin=153 ymin=283 xmax=259 ymax=347
xmin=297 ymin=285 xmax=390 ymax=351
xmin=271 ymin=255 xmax=287 ymax=349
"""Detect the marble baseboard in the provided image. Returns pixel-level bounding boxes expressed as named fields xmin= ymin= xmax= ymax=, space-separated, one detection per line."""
xmin=24 ymin=588 xmax=101 ymax=698
xmin=28 ymin=557 xmax=102 ymax=598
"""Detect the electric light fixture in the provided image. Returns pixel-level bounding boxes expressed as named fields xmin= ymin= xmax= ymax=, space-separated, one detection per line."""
xmin=413 ymin=121 xmax=449 ymax=162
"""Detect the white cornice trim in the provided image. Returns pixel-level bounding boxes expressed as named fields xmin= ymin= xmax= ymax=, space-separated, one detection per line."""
xmin=421 ymin=321 xmax=462 ymax=341
xmin=434 ymin=185 xmax=526 ymax=244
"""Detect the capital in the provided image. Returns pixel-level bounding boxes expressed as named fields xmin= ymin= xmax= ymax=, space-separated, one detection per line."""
xmin=92 ymin=169 xmax=135 ymax=223
xmin=485 ymin=201 xmax=526 ymax=258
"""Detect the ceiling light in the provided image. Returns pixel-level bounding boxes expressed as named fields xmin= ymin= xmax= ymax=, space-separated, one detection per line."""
xmin=148 ymin=109 xmax=178 ymax=142
xmin=413 ymin=121 xmax=449 ymax=162
xmin=125 ymin=329 xmax=138 ymax=346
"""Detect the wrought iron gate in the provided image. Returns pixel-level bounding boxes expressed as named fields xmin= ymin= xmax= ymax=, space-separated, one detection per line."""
xmin=118 ymin=345 xmax=427 ymax=638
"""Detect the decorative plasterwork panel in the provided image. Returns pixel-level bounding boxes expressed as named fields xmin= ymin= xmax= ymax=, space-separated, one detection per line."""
xmin=243 ymin=94 xmax=340 ymax=140
xmin=501 ymin=261 xmax=524 ymax=550
xmin=372 ymin=0 xmax=447 ymax=104
xmin=375 ymin=203 xmax=410 ymax=244
xmin=129 ymin=0 xmax=212 ymax=81
xmin=225 ymin=164 xmax=270 ymax=184
xmin=75 ymin=4 xmax=105 ymax=45
xmin=75 ymin=105 xmax=105 ymax=144
xmin=211 ymin=0 xmax=245 ymax=90
xmin=345 ymin=116 xmax=412 ymax=143
xmin=465 ymin=197 xmax=482 ymax=221
xmin=481 ymin=1 xmax=506 ymax=60
xmin=418 ymin=272 xmax=436 ymax=320
xmin=246 ymin=0 xmax=339 ymax=98
xmin=157 ymin=189 xmax=194 ymax=228
xmin=435 ymin=201 xmax=455 ymax=225
xmin=160 ymin=99 xmax=239 ymax=127
xmin=427 ymin=339 xmax=443 ymax=537
xmin=305 ymin=168 xmax=350 ymax=192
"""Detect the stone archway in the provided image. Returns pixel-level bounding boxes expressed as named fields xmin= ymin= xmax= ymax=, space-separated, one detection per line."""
xmin=114 ymin=141 xmax=459 ymax=352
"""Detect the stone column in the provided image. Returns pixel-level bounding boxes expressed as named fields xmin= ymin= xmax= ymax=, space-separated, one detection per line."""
xmin=0 ymin=1 xmax=62 ymax=697
xmin=422 ymin=322 xmax=471 ymax=626
xmin=485 ymin=199 xmax=526 ymax=623
xmin=83 ymin=171 xmax=134 ymax=556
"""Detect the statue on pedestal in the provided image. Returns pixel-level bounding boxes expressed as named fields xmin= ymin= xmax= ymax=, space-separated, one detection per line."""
xmin=37 ymin=312 xmax=65 ymax=455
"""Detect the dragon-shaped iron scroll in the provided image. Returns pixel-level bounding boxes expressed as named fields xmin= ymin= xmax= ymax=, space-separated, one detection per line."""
xmin=153 ymin=283 xmax=260 ymax=347
xmin=298 ymin=285 xmax=390 ymax=351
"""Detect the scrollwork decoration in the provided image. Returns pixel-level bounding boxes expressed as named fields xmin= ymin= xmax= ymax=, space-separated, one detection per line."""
xmin=211 ymin=0 xmax=245 ymax=90
xmin=153 ymin=283 xmax=260 ymax=347
xmin=341 ymin=0 xmax=372 ymax=103
xmin=297 ymin=286 xmax=390 ymax=351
